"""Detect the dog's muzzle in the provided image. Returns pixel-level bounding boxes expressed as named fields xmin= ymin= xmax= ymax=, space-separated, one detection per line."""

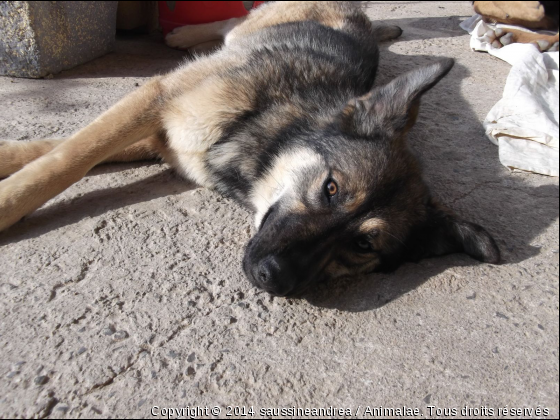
xmin=243 ymin=205 xmax=336 ymax=296
xmin=247 ymin=255 xmax=297 ymax=296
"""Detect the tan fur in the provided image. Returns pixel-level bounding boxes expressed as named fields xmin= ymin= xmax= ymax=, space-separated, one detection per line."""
xmin=0 ymin=1 xmax=355 ymax=233
xmin=0 ymin=139 xmax=64 ymax=178
xmin=0 ymin=76 xmax=166 ymax=231
xmin=104 ymin=135 xmax=165 ymax=163
xmin=359 ymin=217 xmax=388 ymax=234
xmin=162 ymin=76 xmax=251 ymax=186
xmin=0 ymin=135 xmax=165 ymax=179
xmin=474 ymin=1 xmax=554 ymax=28
xmin=166 ymin=2 xmax=349 ymax=50
xmin=225 ymin=2 xmax=347 ymax=43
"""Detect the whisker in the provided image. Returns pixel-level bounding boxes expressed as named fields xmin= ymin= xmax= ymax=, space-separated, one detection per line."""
xmin=252 ymin=189 xmax=271 ymax=207
xmin=382 ymin=229 xmax=406 ymax=247
xmin=256 ymin=150 xmax=284 ymax=191
xmin=269 ymin=173 xmax=284 ymax=190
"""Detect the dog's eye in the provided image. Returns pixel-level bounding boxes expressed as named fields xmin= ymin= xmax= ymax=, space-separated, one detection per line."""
xmin=325 ymin=180 xmax=338 ymax=197
xmin=356 ymin=239 xmax=372 ymax=252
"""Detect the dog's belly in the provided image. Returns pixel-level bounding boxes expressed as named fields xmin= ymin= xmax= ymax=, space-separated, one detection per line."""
xmin=162 ymin=77 xmax=250 ymax=188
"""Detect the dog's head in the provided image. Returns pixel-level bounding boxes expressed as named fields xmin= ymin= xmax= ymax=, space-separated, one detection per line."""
xmin=243 ymin=59 xmax=500 ymax=296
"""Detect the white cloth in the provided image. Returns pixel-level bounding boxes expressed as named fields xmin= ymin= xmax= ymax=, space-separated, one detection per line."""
xmin=461 ymin=15 xmax=559 ymax=176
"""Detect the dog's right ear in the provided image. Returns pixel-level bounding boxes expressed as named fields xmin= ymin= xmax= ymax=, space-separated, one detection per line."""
xmin=340 ymin=58 xmax=454 ymax=138
xmin=405 ymin=199 xmax=501 ymax=265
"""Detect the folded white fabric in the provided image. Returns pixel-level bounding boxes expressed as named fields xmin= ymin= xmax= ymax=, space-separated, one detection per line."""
xmin=461 ymin=15 xmax=559 ymax=176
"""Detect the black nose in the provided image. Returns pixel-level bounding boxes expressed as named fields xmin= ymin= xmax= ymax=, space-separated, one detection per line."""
xmin=254 ymin=256 xmax=280 ymax=284
xmin=251 ymin=256 xmax=295 ymax=296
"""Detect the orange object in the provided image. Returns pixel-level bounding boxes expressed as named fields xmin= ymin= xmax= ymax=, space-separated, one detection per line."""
xmin=159 ymin=1 xmax=265 ymax=36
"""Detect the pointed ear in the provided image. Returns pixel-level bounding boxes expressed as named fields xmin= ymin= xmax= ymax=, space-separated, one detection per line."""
xmin=341 ymin=58 xmax=455 ymax=137
xmin=406 ymin=199 xmax=501 ymax=264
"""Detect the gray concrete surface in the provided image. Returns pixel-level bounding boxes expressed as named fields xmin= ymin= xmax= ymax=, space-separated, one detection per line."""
xmin=0 ymin=2 xmax=558 ymax=418
xmin=0 ymin=1 xmax=118 ymax=78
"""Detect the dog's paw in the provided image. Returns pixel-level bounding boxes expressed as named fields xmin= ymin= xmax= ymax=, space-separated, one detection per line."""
xmin=480 ymin=28 xmax=517 ymax=49
xmin=165 ymin=26 xmax=193 ymax=50
xmin=165 ymin=25 xmax=217 ymax=50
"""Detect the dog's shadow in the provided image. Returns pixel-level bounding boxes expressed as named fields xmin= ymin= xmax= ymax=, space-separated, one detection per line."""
xmin=0 ymin=164 xmax=196 ymax=244
xmin=303 ymin=257 xmax=473 ymax=312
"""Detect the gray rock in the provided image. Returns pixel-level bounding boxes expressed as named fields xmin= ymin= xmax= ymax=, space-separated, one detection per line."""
xmin=34 ymin=376 xmax=49 ymax=386
xmin=0 ymin=1 xmax=118 ymax=78
xmin=112 ymin=331 xmax=129 ymax=342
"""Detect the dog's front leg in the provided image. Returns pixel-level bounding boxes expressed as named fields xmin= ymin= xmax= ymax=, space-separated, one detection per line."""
xmin=0 ymin=77 xmax=165 ymax=232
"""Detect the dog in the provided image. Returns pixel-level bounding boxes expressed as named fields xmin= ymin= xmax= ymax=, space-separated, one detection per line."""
xmin=0 ymin=2 xmax=500 ymax=297
xmin=473 ymin=1 xmax=559 ymax=51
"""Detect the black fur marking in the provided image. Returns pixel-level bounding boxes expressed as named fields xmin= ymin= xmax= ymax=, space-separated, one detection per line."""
xmin=206 ymin=20 xmax=380 ymax=204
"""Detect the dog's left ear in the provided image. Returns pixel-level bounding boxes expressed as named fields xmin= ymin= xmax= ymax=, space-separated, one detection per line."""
xmin=341 ymin=58 xmax=454 ymax=138
xmin=406 ymin=199 xmax=501 ymax=264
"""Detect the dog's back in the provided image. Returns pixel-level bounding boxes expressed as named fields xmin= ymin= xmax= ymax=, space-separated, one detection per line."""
xmin=162 ymin=2 xmax=384 ymax=204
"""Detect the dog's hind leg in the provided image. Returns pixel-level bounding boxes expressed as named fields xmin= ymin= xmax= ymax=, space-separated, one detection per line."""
xmin=0 ymin=139 xmax=65 ymax=178
xmin=103 ymin=134 xmax=166 ymax=163
xmin=0 ymin=135 xmax=166 ymax=179
xmin=224 ymin=2 xmax=350 ymax=41
xmin=373 ymin=25 xmax=403 ymax=42
xmin=0 ymin=77 xmax=166 ymax=232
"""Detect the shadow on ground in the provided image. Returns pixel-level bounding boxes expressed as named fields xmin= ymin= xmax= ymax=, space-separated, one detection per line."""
xmin=374 ymin=16 xmax=472 ymax=41
xmin=0 ymin=166 xmax=196 ymax=244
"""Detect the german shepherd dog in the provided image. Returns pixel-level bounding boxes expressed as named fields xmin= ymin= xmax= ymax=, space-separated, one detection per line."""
xmin=0 ymin=2 xmax=500 ymax=296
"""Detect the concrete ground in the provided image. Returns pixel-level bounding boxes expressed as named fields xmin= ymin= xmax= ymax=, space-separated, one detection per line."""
xmin=0 ymin=1 xmax=558 ymax=418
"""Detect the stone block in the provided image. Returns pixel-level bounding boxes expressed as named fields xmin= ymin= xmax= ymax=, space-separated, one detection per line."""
xmin=0 ymin=1 xmax=118 ymax=78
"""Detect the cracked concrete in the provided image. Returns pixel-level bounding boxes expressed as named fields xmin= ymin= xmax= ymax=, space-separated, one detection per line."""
xmin=0 ymin=2 xmax=558 ymax=419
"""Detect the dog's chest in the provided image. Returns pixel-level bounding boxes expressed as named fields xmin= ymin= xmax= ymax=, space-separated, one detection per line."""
xmin=162 ymin=78 xmax=249 ymax=187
